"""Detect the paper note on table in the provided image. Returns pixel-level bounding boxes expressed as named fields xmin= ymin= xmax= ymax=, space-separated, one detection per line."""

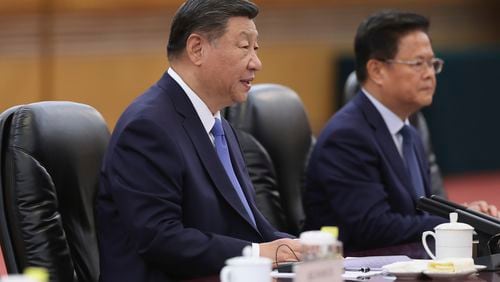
xmin=271 ymin=270 xmax=388 ymax=280
xmin=342 ymin=270 xmax=387 ymax=280
xmin=344 ymin=255 xmax=411 ymax=269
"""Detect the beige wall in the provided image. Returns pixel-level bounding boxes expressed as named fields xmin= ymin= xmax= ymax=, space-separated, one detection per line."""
xmin=1 ymin=0 xmax=499 ymax=133
xmin=1 ymin=57 xmax=41 ymax=108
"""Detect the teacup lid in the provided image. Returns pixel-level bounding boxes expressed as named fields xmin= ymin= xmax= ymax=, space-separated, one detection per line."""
xmin=225 ymin=246 xmax=272 ymax=266
xmin=300 ymin=230 xmax=335 ymax=245
xmin=435 ymin=212 xmax=474 ymax=230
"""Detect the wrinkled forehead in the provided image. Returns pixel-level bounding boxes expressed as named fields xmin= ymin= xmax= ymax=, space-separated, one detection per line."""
xmin=224 ymin=17 xmax=258 ymax=37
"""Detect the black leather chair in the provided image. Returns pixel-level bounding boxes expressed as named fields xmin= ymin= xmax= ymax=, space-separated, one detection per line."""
xmin=0 ymin=102 xmax=110 ymax=282
xmin=342 ymin=71 xmax=447 ymax=198
xmin=225 ymin=84 xmax=314 ymax=236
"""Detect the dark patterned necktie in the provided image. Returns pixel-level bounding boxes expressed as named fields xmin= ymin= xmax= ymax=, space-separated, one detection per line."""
xmin=400 ymin=125 xmax=426 ymax=198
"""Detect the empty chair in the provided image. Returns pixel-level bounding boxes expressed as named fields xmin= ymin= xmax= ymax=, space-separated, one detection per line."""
xmin=225 ymin=84 xmax=314 ymax=235
xmin=0 ymin=102 xmax=110 ymax=282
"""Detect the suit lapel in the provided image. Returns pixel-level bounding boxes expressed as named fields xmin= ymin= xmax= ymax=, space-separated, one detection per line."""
xmin=183 ymin=117 xmax=261 ymax=231
xmin=356 ymin=93 xmax=432 ymax=200
xmin=223 ymin=120 xmax=266 ymax=230
xmin=160 ymin=73 xmax=261 ymax=232
xmin=355 ymin=93 xmax=414 ymax=193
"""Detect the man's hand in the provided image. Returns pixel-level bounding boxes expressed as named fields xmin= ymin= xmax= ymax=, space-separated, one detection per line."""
xmin=464 ymin=200 xmax=500 ymax=218
xmin=260 ymin=238 xmax=302 ymax=264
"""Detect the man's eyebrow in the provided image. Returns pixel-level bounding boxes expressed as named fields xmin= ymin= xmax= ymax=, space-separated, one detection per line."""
xmin=238 ymin=31 xmax=250 ymax=38
xmin=238 ymin=30 xmax=258 ymax=38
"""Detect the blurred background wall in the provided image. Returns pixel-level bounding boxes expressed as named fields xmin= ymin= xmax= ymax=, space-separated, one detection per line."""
xmin=1 ymin=0 xmax=500 ymax=198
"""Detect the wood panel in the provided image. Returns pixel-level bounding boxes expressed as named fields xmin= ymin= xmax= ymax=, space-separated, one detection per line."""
xmin=1 ymin=0 xmax=498 ymax=14
xmin=52 ymin=53 xmax=167 ymax=129
xmin=1 ymin=1 xmax=499 ymax=133
xmin=48 ymin=45 xmax=335 ymax=134
xmin=0 ymin=57 xmax=41 ymax=110
xmin=0 ymin=0 xmax=40 ymax=14
xmin=257 ymin=44 xmax=335 ymax=135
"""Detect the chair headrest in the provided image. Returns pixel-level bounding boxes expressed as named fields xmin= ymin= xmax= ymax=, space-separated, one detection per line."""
xmin=227 ymin=84 xmax=312 ymax=150
xmin=343 ymin=71 xmax=360 ymax=105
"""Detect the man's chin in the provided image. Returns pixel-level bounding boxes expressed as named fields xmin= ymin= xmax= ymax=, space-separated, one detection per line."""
xmin=233 ymin=92 xmax=249 ymax=104
xmin=420 ymin=92 xmax=434 ymax=106
xmin=425 ymin=95 xmax=434 ymax=105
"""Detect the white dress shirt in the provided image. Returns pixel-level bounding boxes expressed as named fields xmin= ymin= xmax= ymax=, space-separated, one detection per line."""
xmin=168 ymin=68 xmax=219 ymax=144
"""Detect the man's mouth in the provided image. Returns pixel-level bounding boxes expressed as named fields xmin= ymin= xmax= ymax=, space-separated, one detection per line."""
xmin=241 ymin=78 xmax=253 ymax=88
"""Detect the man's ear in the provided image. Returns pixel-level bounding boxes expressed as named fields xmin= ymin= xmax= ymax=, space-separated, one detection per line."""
xmin=366 ymin=59 xmax=385 ymax=86
xmin=186 ymin=33 xmax=204 ymax=66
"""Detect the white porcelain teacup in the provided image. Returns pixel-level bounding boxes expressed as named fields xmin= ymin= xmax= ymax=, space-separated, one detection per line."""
xmin=220 ymin=247 xmax=272 ymax=282
xmin=0 ymin=275 xmax=37 ymax=282
xmin=422 ymin=212 xmax=474 ymax=260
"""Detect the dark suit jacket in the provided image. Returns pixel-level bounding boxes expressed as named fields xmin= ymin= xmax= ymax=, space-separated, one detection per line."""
xmin=303 ymin=91 xmax=445 ymax=252
xmin=235 ymin=130 xmax=288 ymax=232
xmin=96 ymin=72 xmax=287 ymax=281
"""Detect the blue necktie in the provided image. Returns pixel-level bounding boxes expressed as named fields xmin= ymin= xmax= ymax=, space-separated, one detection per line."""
xmin=400 ymin=125 xmax=426 ymax=198
xmin=212 ymin=118 xmax=256 ymax=227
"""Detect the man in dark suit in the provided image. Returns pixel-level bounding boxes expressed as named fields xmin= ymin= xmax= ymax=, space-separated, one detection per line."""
xmin=303 ymin=11 xmax=448 ymax=253
xmin=96 ymin=1 xmax=301 ymax=281
xmin=304 ymin=10 xmax=499 ymax=254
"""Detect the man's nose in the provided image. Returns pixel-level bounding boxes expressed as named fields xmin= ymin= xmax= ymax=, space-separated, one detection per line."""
xmin=249 ymin=52 xmax=262 ymax=71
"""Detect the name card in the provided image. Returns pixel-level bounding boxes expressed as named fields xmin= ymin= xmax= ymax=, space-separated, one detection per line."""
xmin=294 ymin=259 xmax=342 ymax=282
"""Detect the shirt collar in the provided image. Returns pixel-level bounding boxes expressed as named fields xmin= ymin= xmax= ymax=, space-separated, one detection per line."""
xmin=168 ymin=67 xmax=220 ymax=134
xmin=361 ymin=87 xmax=409 ymax=135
